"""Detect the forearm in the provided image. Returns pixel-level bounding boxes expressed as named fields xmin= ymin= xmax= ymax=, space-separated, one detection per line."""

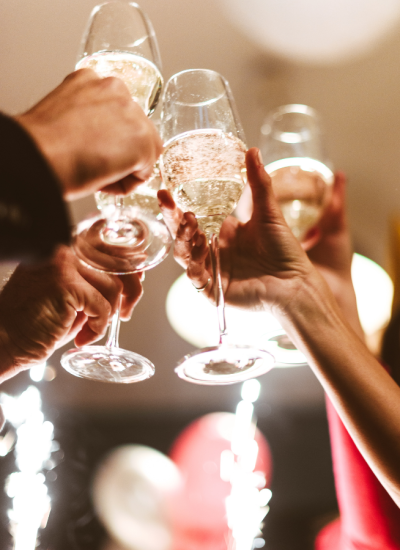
xmin=277 ymin=271 xmax=400 ymax=506
xmin=330 ymin=279 xmax=365 ymax=342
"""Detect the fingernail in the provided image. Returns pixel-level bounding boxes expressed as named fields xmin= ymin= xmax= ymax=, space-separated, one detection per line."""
xmin=257 ymin=149 xmax=264 ymax=166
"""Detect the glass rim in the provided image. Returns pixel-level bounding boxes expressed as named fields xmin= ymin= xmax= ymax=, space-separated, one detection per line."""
xmin=161 ymin=68 xmax=246 ymax=142
xmin=165 ymin=67 xmax=229 ymax=82
xmin=78 ymin=1 xmax=162 ymax=70
xmin=163 ymin=68 xmax=232 ymax=100
xmin=90 ymin=1 xmax=144 ymax=15
xmin=268 ymin=103 xmax=319 ymax=119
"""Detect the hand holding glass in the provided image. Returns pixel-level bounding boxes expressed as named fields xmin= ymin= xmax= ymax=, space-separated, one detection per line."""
xmin=160 ymin=69 xmax=274 ymax=385
xmin=260 ymin=104 xmax=333 ymax=364
xmin=260 ymin=104 xmax=334 ymax=242
xmin=61 ymin=2 xmax=171 ymax=383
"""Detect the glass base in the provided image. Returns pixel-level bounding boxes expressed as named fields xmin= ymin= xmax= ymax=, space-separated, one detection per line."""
xmin=175 ymin=344 xmax=274 ymax=385
xmin=73 ymin=210 xmax=172 ymax=274
xmin=61 ymin=345 xmax=155 ymax=383
xmin=265 ymin=330 xmax=308 ymax=366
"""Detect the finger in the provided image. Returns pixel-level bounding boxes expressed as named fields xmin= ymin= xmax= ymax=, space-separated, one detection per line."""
xmin=65 ymin=67 xmax=100 ymax=84
xmin=101 ymin=174 xmax=145 ymax=195
xmin=74 ymin=324 xmax=104 ymax=347
xmin=54 ymin=312 xmax=89 ymax=350
xmin=119 ymin=274 xmax=143 ymax=320
xmin=331 ymin=171 xmax=347 ymax=227
xmin=75 ymin=227 xmax=136 ymax=273
xmin=317 ymin=171 xmax=347 ymax=234
xmin=186 ymin=232 xmax=211 ymax=291
xmin=301 ymin=226 xmax=321 ymax=251
xmin=75 ymin=282 xmax=113 ymax=342
xmin=133 ymin=161 xmax=159 ymax=183
xmin=67 ymin=311 xmax=88 ymax=337
xmin=157 ymin=189 xmax=183 ymax=238
xmin=77 ymin=265 xmax=123 ymax=317
xmin=173 ymin=212 xmax=199 ymax=269
xmin=0 ymin=405 xmax=5 ymax=433
xmin=246 ymin=148 xmax=286 ymax=225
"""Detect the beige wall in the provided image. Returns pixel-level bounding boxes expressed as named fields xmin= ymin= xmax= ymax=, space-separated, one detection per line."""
xmin=1 ymin=0 xmax=399 ymax=411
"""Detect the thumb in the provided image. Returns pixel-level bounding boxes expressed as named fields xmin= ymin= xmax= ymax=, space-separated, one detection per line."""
xmin=246 ymin=148 xmax=285 ymax=225
xmin=330 ymin=171 xmax=347 ymax=228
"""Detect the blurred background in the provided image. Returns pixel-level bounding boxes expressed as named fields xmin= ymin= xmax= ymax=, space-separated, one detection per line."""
xmin=1 ymin=0 xmax=400 ymax=548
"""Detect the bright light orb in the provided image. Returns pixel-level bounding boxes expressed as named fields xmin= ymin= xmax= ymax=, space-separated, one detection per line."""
xmin=92 ymin=446 xmax=182 ymax=550
xmin=217 ymin=0 xmax=400 ymax=65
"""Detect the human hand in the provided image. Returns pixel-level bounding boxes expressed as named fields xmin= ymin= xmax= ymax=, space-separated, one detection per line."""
xmin=15 ymin=69 xmax=163 ymax=200
xmin=0 ymin=246 xmax=142 ymax=382
xmin=305 ymin=172 xmax=364 ymax=339
xmin=159 ymin=148 xmax=319 ymax=314
xmin=306 ymin=173 xmax=352 ymax=294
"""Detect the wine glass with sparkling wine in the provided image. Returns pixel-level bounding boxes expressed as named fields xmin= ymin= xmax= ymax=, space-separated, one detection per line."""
xmin=61 ymin=2 xmax=171 ymax=383
xmin=160 ymin=69 xmax=274 ymax=385
xmin=261 ymin=104 xmax=334 ymax=241
xmin=260 ymin=104 xmax=334 ymax=364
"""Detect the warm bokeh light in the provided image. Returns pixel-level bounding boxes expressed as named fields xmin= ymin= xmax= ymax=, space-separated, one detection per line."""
xmin=166 ymin=253 xmax=393 ymax=365
xmin=1 ymin=387 xmax=55 ymax=550
xmin=92 ymin=445 xmax=182 ymax=550
xmin=217 ymin=0 xmax=400 ymax=64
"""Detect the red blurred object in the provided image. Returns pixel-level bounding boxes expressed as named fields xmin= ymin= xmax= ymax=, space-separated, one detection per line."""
xmin=315 ymin=396 xmax=400 ymax=550
xmin=169 ymin=412 xmax=272 ymax=550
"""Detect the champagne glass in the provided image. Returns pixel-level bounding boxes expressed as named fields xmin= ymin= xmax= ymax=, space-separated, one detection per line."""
xmin=261 ymin=104 xmax=334 ymax=241
xmin=260 ymin=104 xmax=333 ymax=364
xmin=73 ymin=1 xmax=164 ymax=273
xmin=160 ymin=69 xmax=274 ymax=385
xmin=61 ymin=2 xmax=171 ymax=383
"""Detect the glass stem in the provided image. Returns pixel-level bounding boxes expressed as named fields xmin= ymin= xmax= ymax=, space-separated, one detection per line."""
xmin=208 ymin=233 xmax=228 ymax=345
xmin=106 ymin=308 xmax=121 ymax=350
xmin=115 ymin=195 xmax=124 ymax=215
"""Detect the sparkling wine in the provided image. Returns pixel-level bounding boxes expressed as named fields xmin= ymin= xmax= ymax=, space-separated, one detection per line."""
xmin=96 ymin=176 xmax=161 ymax=219
xmin=76 ymin=50 xmax=162 ymax=115
xmin=161 ymin=129 xmax=247 ymax=236
xmin=265 ymin=157 xmax=333 ymax=241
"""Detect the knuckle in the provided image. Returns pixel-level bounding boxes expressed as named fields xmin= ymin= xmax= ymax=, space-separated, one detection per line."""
xmin=68 ymin=68 xmax=97 ymax=82
xmin=100 ymin=76 xmax=130 ymax=97
xmin=174 ymin=248 xmax=190 ymax=264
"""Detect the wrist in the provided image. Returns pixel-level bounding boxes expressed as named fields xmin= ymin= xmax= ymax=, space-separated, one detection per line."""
xmin=275 ymin=269 xmax=344 ymax=342
xmin=332 ymin=281 xmax=365 ymax=341
xmin=14 ymin=114 xmax=70 ymax=198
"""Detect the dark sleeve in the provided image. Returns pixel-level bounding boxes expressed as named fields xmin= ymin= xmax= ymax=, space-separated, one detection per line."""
xmin=0 ymin=113 xmax=71 ymax=262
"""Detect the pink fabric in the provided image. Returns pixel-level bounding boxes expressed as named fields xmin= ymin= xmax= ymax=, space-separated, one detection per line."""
xmin=315 ymin=396 xmax=400 ymax=550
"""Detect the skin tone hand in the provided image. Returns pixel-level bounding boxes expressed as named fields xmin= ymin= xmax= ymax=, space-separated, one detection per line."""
xmin=15 ymin=69 xmax=163 ymax=200
xmin=159 ymin=148 xmax=400 ymax=507
xmin=159 ymin=148 xmax=315 ymax=315
xmin=0 ymin=246 xmax=142 ymax=383
xmin=305 ymin=172 xmax=364 ymax=340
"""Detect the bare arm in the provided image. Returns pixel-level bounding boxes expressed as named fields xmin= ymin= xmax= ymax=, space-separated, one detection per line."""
xmin=159 ymin=148 xmax=400 ymax=506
